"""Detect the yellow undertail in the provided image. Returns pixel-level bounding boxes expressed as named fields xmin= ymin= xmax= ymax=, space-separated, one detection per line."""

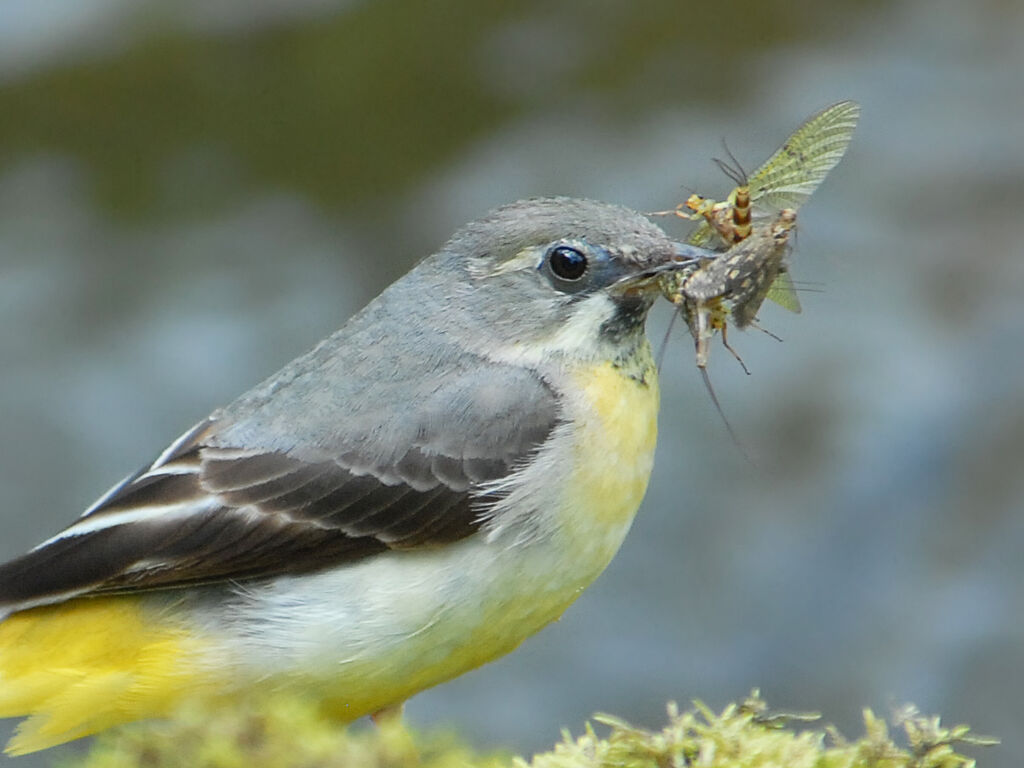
xmin=0 ymin=596 xmax=206 ymax=755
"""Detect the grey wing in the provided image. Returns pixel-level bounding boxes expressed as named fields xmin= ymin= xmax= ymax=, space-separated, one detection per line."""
xmin=0 ymin=362 xmax=559 ymax=612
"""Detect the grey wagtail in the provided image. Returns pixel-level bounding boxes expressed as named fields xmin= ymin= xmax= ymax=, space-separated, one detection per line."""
xmin=0 ymin=197 xmax=711 ymax=754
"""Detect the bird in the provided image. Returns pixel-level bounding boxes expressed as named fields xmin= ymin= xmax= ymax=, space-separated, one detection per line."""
xmin=0 ymin=197 xmax=708 ymax=755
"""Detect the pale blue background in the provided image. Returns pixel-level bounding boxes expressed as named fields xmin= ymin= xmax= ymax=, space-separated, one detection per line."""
xmin=0 ymin=1 xmax=1022 ymax=765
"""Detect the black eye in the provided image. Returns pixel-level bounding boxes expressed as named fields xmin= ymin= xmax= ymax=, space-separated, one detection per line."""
xmin=548 ymin=246 xmax=588 ymax=280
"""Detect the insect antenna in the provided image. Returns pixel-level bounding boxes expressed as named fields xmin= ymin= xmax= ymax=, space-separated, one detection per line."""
xmin=656 ymin=305 xmax=680 ymax=372
xmin=699 ymin=366 xmax=756 ymax=466
xmin=787 ymin=280 xmax=826 ymax=291
xmin=713 ymin=140 xmax=748 ymax=186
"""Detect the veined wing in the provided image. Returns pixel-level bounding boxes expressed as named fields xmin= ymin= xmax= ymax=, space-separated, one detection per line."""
xmin=687 ymin=100 xmax=860 ymax=248
xmin=762 ymin=271 xmax=802 ymax=313
xmin=687 ymin=101 xmax=859 ymax=311
xmin=747 ymin=100 xmax=861 ymax=212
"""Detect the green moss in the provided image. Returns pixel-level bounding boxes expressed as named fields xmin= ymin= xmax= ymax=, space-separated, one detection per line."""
xmin=59 ymin=691 xmax=996 ymax=768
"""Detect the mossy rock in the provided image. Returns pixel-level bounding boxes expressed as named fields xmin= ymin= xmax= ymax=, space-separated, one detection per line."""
xmin=60 ymin=690 xmax=996 ymax=768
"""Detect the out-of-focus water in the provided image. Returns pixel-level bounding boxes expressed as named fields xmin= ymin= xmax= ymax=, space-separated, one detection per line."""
xmin=1 ymin=1 xmax=1022 ymax=765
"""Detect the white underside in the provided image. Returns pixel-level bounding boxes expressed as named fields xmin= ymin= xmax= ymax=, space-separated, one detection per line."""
xmin=187 ymin=519 xmax=630 ymax=701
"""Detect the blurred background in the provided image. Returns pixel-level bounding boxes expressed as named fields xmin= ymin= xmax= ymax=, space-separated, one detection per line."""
xmin=1 ymin=0 xmax=1022 ymax=765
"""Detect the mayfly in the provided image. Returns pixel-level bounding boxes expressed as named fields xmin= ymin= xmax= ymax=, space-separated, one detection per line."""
xmin=677 ymin=208 xmax=798 ymax=369
xmin=657 ymin=100 xmax=859 ymax=369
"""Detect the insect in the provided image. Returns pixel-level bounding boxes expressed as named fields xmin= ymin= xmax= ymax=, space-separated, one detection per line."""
xmin=657 ymin=100 xmax=860 ymax=369
xmin=679 ymin=208 xmax=798 ymax=368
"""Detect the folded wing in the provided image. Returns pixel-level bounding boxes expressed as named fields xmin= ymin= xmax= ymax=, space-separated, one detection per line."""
xmin=0 ymin=362 xmax=559 ymax=612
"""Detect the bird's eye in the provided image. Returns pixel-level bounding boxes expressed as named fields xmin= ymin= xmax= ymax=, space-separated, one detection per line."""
xmin=548 ymin=246 xmax=588 ymax=280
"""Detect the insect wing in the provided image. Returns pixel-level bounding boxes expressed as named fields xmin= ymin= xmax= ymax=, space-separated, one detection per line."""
xmin=686 ymin=213 xmax=722 ymax=248
xmin=685 ymin=101 xmax=859 ymax=250
xmin=747 ymin=100 xmax=860 ymax=212
xmin=763 ymin=271 xmax=802 ymax=314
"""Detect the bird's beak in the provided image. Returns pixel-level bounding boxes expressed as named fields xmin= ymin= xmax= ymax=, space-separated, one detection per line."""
xmin=670 ymin=241 xmax=717 ymax=263
xmin=611 ymin=241 xmax=716 ymax=295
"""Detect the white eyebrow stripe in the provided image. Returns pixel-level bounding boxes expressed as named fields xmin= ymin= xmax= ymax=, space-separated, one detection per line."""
xmin=33 ymin=496 xmax=223 ymax=549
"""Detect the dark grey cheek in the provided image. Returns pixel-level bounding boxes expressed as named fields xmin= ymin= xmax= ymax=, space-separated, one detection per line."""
xmin=600 ymin=296 xmax=651 ymax=340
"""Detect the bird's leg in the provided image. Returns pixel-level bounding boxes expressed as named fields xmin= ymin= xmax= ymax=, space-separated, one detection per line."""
xmin=371 ymin=702 xmax=419 ymax=765
xmin=371 ymin=702 xmax=405 ymax=725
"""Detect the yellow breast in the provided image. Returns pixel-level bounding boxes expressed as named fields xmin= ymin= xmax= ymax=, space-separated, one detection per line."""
xmin=559 ymin=349 xmax=660 ymax=549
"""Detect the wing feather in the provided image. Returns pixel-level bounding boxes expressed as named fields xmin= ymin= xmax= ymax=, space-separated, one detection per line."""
xmin=0 ymin=359 xmax=560 ymax=611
